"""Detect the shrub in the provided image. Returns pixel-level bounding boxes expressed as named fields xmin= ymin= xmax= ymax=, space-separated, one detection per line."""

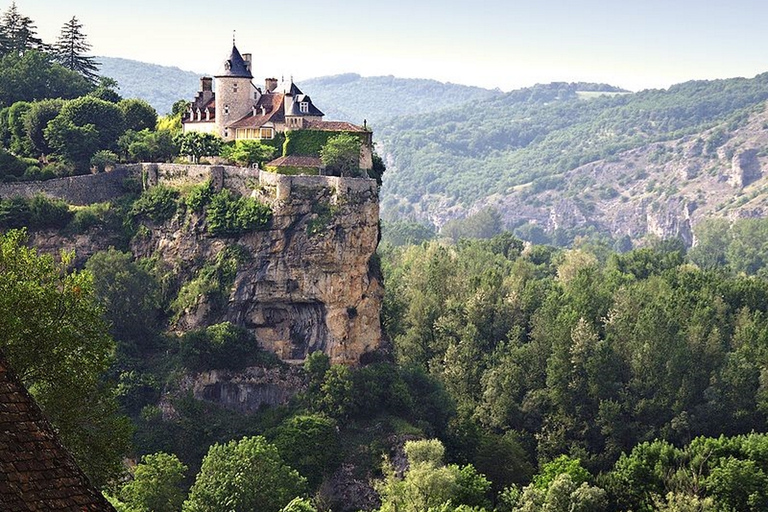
xmin=91 ymin=149 xmax=118 ymax=172
xmin=131 ymin=185 xmax=179 ymax=222
xmin=177 ymin=322 xmax=260 ymax=372
xmin=206 ymin=189 xmax=271 ymax=237
xmin=0 ymin=194 xmax=72 ymax=230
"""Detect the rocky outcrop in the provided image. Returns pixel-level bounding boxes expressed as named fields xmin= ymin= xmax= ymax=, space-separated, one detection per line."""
xmin=133 ymin=171 xmax=384 ymax=366
xmin=175 ymin=365 xmax=306 ymax=414
xmin=729 ymin=149 xmax=762 ymax=188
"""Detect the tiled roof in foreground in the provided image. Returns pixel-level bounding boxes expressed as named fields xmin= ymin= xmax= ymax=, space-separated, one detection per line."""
xmin=0 ymin=352 xmax=115 ymax=511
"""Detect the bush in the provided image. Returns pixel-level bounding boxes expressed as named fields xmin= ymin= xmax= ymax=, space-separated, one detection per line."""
xmin=91 ymin=149 xmax=118 ymax=172
xmin=131 ymin=185 xmax=179 ymax=222
xmin=206 ymin=189 xmax=271 ymax=237
xmin=178 ymin=322 xmax=261 ymax=373
xmin=0 ymin=194 xmax=72 ymax=230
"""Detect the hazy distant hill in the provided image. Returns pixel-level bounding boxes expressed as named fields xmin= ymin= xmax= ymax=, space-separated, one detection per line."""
xmin=298 ymin=73 xmax=501 ymax=126
xmin=98 ymin=57 xmax=201 ymax=115
xmin=95 ymin=58 xmax=502 ymax=122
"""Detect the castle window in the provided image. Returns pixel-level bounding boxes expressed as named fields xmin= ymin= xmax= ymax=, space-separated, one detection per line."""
xmin=299 ymin=102 xmax=309 ymax=114
xmin=259 ymin=127 xmax=274 ymax=139
xmin=233 ymin=83 xmax=238 ymax=93
xmin=224 ymin=105 xmax=230 ymax=116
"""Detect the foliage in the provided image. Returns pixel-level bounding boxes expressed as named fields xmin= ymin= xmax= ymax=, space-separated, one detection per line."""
xmin=174 ymin=131 xmax=222 ymax=163
xmin=382 ymin=220 xmax=436 ymax=246
xmin=283 ymin=129 xmax=336 ymax=157
xmin=375 ymin=439 xmax=491 ymax=512
xmin=272 ymin=414 xmax=342 ymax=489
xmin=23 ymin=98 xmax=64 ymax=155
xmin=0 ymin=50 xmax=92 ymax=108
xmin=86 ymin=249 xmax=162 ymax=355
xmin=171 ymin=246 xmax=248 ymax=320
xmin=118 ymin=452 xmax=187 ymax=512
xmin=177 ymin=322 xmax=261 ymax=372
xmin=0 ymin=194 xmax=72 ymax=230
xmin=183 ymin=435 xmax=307 ymax=512
xmin=91 ymin=149 xmax=118 ymax=172
xmin=52 ymin=16 xmax=99 ymax=84
xmin=45 ymin=95 xmax=125 ymax=169
xmin=205 ymin=188 xmax=272 ymax=237
xmin=320 ymin=132 xmax=362 ymax=177
xmin=441 ymin=208 xmax=503 ymax=242
xmin=118 ymin=129 xmax=177 ymax=162
xmin=0 ymin=230 xmax=131 ymax=486
xmin=221 ymin=139 xmax=276 ymax=167
xmin=118 ymin=98 xmax=158 ymax=132
xmin=0 ymin=2 xmax=45 ymax=56
xmin=130 ymin=185 xmax=180 ymax=222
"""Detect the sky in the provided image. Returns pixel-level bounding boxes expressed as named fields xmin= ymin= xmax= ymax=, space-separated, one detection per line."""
xmin=19 ymin=0 xmax=768 ymax=92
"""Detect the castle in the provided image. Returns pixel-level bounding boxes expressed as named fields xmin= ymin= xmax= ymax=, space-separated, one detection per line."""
xmin=182 ymin=44 xmax=372 ymax=173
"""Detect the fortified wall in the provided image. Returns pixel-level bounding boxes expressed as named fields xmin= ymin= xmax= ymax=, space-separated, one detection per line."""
xmin=0 ymin=163 xmax=375 ymax=205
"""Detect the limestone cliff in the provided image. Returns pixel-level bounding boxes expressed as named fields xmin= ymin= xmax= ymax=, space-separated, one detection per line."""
xmin=132 ymin=171 xmax=383 ymax=365
xmin=24 ymin=165 xmax=384 ymax=367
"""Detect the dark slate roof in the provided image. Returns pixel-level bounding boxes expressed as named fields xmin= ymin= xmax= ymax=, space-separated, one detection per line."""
xmin=0 ymin=352 xmax=115 ymax=512
xmin=227 ymin=93 xmax=286 ymax=129
xmin=266 ymin=155 xmax=323 ymax=168
xmin=215 ymin=45 xmax=253 ymax=79
xmin=286 ymin=94 xmax=324 ymax=117
xmin=287 ymin=82 xmax=303 ymax=96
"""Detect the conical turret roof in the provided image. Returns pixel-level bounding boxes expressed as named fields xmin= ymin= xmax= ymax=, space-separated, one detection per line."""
xmin=215 ymin=44 xmax=253 ymax=79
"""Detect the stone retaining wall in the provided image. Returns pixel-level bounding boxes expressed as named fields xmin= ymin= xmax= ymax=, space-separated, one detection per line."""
xmin=0 ymin=163 xmax=377 ymax=205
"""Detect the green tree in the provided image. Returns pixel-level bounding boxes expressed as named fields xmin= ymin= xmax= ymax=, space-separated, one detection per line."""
xmin=0 ymin=229 xmax=131 ymax=486
xmin=23 ymin=98 xmax=64 ymax=156
xmin=221 ymin=139 xmax=276 ymax=166
xmin=376 ymin=439 xmax=491 ymax=512
xmin=45 ymin=96 xmax=124 ymax=169
xmin=52 ymin=16 xmax=99 ymax=84
xmin=0 ymin=2 xmax=45 ymax=55
xmin=183 ymin=435 xmax=307 ymax=512
xmin=174 ymin=131 xmax=222 ymax=163
xmin=85 ymin=249 xmax=162 ymax=355
xmin=320 ymin=132 xmax=362 ymax=177
xmin=272 ymin=414 xmax=342 ymax=489
xmin=0 ymin=50 xmax=91 ymax=107
xmin=119 ymin=452 xmax=187 ymax=512
xmin=119 ymin=98 xmax=158 ymax=132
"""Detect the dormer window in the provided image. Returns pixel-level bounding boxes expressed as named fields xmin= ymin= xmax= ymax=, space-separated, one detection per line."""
xmin=299 ymin=102 xmax=309 ymax=114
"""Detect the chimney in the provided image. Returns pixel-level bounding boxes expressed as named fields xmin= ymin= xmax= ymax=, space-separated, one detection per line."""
xmin=242 ymin=53 xmax=252 ymax=73
xmin=201 ymin=76 xmax=213 ymax=92
xmin=265 ymin=78 xmax=278 ymax=93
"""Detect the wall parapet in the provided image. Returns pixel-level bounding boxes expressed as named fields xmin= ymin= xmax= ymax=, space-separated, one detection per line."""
xmin=0 ymin=163 xmax=377 ymax=206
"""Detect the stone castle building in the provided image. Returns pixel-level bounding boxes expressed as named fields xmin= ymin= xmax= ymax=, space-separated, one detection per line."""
xmin=182 ymin=44 xmax=368 ymax=145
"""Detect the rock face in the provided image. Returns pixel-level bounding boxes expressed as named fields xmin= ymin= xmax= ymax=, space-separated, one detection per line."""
xmin=176 ymin=366 xmax=307 ymax=414
xmin=133 ymin=171 xmax=384 ymax=366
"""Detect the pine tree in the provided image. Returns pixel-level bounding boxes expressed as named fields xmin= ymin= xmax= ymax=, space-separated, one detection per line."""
xmin=0 ymin=2 xmax=46 ymax=56
xmin=53 ymin=16 xmax=99 ymax=84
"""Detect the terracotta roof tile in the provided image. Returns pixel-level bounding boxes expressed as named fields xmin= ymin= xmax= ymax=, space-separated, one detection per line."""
xmin=0 ymin=352 xmax=115 ymax=511
xmin=305 ymin=120 xmax=367 ymax=132
xmin=228 ymin=93 xmax=286 ymax=129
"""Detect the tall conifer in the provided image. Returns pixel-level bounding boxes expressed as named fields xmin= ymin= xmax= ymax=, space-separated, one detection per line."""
xmin=53 ymin=16 xmax=99 ymax=84
xmin=0 ymin=1 xmax=46 ymax=55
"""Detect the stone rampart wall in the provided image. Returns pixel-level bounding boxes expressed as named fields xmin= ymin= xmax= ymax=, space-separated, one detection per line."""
xmin=0 ymin=167 xmax=133 ymax=205
xmin=0 ymin=164 xmax=377 ymax=205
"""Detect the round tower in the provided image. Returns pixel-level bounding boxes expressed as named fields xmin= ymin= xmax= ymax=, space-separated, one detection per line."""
xmin=214 ymin=44 xmax=256 ymax=140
